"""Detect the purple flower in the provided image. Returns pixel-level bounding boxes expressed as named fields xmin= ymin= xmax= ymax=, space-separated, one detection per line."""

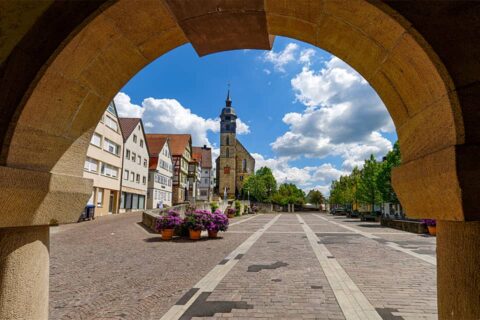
xmin=422 ymin=219 xmax=436 ymax=227
xmin=156 ymin=212 xmax=183 ymax=231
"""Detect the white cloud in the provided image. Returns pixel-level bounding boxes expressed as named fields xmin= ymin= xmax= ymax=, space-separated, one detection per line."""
xmin=299 ymin=48 xmax=315 ymax=66
xmin=263 ymin=68 xmax=271 ymax=75
xmin=262 ymin=43 xmax=299 ymax=73
xmin=114 ymin=92 xmax=144 ymax=118
xmin=252 ymin=153 xmax=347 ymax=195
xmin=114 ymin=92 xmax=250 ymax=147
xmin=270 ymin=56 xmax=394 ymax=170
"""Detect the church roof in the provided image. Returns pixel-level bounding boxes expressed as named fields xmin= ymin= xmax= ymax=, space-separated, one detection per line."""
xmin=235 ymin=138 xmax=255 ymax=161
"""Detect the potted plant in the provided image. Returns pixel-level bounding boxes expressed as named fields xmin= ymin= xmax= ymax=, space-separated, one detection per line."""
xmin=423 ymin=219 xmax=437 ymax=236
xmin=183 ymin=210 xmax=207 ymax=240
xmin=251 ymin=205 xmax=259 ymax=214
xmin=226 ymin=207 xmax=236 ymax=219
xmin=156 ymin=210 xmax=182 ymax=240
xmin=205 ymin=209 xmax=229 ymax=238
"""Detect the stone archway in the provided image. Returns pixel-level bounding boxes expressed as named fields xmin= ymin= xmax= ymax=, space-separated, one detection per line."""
xmin=0 ymin=1 xmax=478 ymax=319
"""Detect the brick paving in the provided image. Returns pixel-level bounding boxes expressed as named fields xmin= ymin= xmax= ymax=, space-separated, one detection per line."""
xmin=50 ymin=212 xmax=437 ymax=320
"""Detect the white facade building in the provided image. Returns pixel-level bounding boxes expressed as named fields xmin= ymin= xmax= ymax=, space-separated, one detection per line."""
xmin=118 ymin=118 xmax=149 ymax=212
xmin=193 ymin=146 xmax=213 ymax=201
xmin=83 ymin=102 xmax=123 ymax=216
xmin=146 ymin=136 xmax=173 ymax=208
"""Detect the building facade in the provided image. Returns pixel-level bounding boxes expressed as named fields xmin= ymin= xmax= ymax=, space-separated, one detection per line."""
xmin=146 ymin=134 xmax=192 ymax=205
xmin=118 ymin=118 xmax=149 ymax=212
xmin=146 ymin=136 xmax=173 ymax=208
xmin=193 ymin=146 xmax=213 ymax=201
xmin=83 ymin=102 xmax=123 ymax=216
xmin=215 ymin=91 xmax=255 ymax=198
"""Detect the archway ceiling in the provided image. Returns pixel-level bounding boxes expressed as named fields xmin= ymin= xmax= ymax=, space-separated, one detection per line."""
xmin=164 ymin=0 xmax=274 ymax=56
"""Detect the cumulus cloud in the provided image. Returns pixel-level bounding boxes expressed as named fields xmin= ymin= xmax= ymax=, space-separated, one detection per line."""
xmin=270 ymin=56 xmax=394 ymax=170
xmin=114 ymin=92 xmax=250 ymax=147
xmin=252 ymin=153 xmax=347 ymax=195
xmin=262 ymin=43 xmax=299 ymax=73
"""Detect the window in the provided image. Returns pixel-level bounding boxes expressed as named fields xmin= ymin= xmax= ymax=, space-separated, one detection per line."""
xmin=224 ymin=166 xmax=230 ymax=174
xmin=132 ymin=194 xmax=138 ymax=209
xmin=142 ymin=176 xmax=146 ymax=185
xmin=84 ymin=157 xmax=98 ymax=172
xmin=204 ymin=178 xmax=209 ymax=184
xmin=137 ymin=155 xmax=141 ymax=165
xmin=226 ymin=148 xmax=229 ymax=158
xmin=101 ymin=163 xmax=118 ymax=178
xmin=140 ymin=139 xmax=144 ymax=147
xmin=242 ymin=159 xmax=247 ymax=172
xmin=143 ymin=159 xmax=147 ymax=167
xmin=97 ymin=188 xmax=104 ymax=207
xmin=130 ymin=172 xmax=135 ymax=182
xmin=124 ymin=170 xmax=129 ymax=180
xmin=107 ymin=103 xmax=116 ymax=115
xmin=91 ymin=133 xmax=101 ymax=147
xmin=240 ymin=175 xmax=244 ymax=181
xmin=103 ymin=138 xmax=120 ymax=155
xmin=138 ymin=195 xmax=145 ymax=209
xmin=126 ymin=149 xmax=130 ymax=159
xmin=132 ymin=152 xmax=136 ymax=162
xmin=136 ymin=174 xmax=140 ymax=183
xmin=226 ymin=124 xmax=230 ymax=131
xmin=226 ymin=136 xmax=230 ymax=145
xmin=120 ymin=192 xmax=125 ymax=209
xmin=133 ymin=134 xmax=137 ymax=143
xmin=105 ymin=116 xmax=118 ymax=131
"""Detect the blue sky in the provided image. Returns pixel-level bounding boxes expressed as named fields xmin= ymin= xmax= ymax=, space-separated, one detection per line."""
xmin=115 ymin=36 xmax=397 ymax=195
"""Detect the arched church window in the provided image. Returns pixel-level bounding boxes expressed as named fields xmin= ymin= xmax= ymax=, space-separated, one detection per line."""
xmin=242 ymin=159 xmax=247 ymax=172
xmin=226 ymin=136 xmax=230 ymax=145
xmin=226 ymin=148 xmax=230 ymax=158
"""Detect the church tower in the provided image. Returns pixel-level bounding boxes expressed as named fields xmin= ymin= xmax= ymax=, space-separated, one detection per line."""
xmin=218 ymin=89 xmax=237 ymax=198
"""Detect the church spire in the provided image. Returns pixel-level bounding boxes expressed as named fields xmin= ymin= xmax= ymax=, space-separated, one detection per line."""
xmin=226 ymin=83 xmax=232 ymax=107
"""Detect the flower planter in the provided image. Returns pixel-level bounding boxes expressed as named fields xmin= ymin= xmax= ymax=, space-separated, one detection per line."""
xmin=227 ymin=213 xmax=235 ymax=219
xmin=162 ymin=229 xmax=174 ymax=240
xmin=427 ymin=226 xmax=437 ymax=236
xmin=208 ymin=230 xmax=218 ymax=238
xmin=189 ymin=229 xmax=201 ymax=240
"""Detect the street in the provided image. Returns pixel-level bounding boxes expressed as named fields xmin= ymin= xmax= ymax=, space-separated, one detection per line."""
xmin=50 ymin=212 xmax=436 ymax=320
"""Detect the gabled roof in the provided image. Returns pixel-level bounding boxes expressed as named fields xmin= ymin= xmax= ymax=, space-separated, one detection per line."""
xmin=118 ymin=118 xmax=141 ymax=141
xmin=235 ymin=139 xmax=255 ymax=160
xmin=193 ymin=146 xmax=212 ymax=169
xmin=149 ymin=157 xmax=158 ymax=170
xmin=147 ymin=134 xmax=191 ymax=156
xmin=145 ymin=135 xmax=168 ymax=157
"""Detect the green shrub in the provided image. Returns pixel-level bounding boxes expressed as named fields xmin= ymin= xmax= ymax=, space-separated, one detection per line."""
xmin=210 ymin=202 xmax=219 ymax=212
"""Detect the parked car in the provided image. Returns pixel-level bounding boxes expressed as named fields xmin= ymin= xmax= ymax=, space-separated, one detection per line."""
xmin=331 ymin=208 xmax=347 ymax=216
xmin=346 ymin=210 xmax=359 ymax=218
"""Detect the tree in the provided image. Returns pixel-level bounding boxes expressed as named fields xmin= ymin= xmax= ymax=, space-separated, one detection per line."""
xmin=307 ymin=189 xmax=324 ymax=208
xmin=271 ymin=183 xmax=305 ymax=206
xmin=255 ymin=167 xmax=277 ymax=197
xmin=357 ymin=154 xmax=383 ymax=212
xmin=241 ymin=167 xmax=277 ymax=202
xmin=377 ymin=141 xmax=401 ymax=204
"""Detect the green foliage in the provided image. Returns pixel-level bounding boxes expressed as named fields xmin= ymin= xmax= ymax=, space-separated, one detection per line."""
xmin=241 ymin=166 xmax=277 ymax=202
xmin=356 ymin=154 xmax=383 ymax=210
xmin=329 ymin=141 xmax=402 ymax=212
xmin=271 ymin=183 xmax=305 ymax=205
xmin=210 ymin=202 xmax=219 ymax=212
xmin=306 ymin=190 xmax=324 ymax=205
xmin=377 ymin=141 xmax=401 ymax=204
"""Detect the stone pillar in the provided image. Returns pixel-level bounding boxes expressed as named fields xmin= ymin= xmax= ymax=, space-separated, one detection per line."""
xmin=0 ymin=226 xmax=49 ymax=320
xmin=437 ymin=220 xmax=480 ymax=319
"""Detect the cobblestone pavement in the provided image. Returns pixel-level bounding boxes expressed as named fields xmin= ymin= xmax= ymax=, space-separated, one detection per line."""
xmin=50 ymin=212 xmax=437 ymax=320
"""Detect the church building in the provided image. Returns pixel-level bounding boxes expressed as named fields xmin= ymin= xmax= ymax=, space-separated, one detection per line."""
xmin=215 ymin=90 xmax=255 ymax=198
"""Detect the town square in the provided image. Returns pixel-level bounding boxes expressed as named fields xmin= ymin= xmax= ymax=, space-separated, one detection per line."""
xmin=0 ymin=1 xmax=479 ymax=320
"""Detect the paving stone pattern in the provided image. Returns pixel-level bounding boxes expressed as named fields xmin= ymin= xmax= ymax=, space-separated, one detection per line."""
xmin=50 ymin=212 xmax=437 ymax=320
